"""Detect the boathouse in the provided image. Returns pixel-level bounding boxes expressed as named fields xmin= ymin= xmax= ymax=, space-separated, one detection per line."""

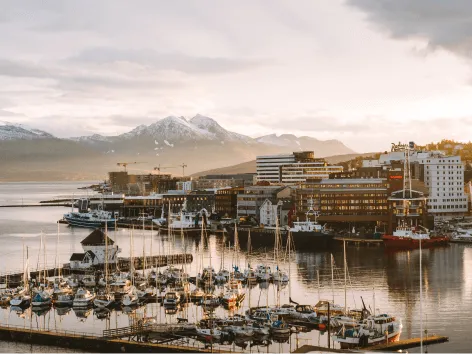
xmin=69 ymin=229 xmax=120 ymax=270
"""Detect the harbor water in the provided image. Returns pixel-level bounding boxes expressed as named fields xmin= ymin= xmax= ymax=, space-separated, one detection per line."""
xmin=0 ymin=182 xmax=470 ymax=352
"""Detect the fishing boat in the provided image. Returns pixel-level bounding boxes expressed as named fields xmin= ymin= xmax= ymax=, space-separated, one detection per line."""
xmin=382 ymin=225 xmax=449 ymax=249
xmin=332 ymin=314 xmax=402 ymax=349
xmin=73 ymin=288 xmax=95 ymax=307
xmin=289 ymin=199 xmax=333 ymax=248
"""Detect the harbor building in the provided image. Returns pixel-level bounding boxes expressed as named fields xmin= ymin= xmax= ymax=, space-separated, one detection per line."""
xmin=363 ymin=145 xmax=469 ymax=219
xmin=295 ymin=178 xmax=390 ymax=224
xmin=236 ymin=185 xmax=291 ymax=220
xmin=256 ymin=151 xmax=342 ymax=184
xmin=215 ymin=187 xmax=244 ymax=218
xmin=69 ymin=229 xmax=120 ymax=270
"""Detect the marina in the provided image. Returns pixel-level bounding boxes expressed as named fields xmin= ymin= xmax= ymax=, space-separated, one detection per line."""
xmin=0 ymin=182 xmax=469 ymax=353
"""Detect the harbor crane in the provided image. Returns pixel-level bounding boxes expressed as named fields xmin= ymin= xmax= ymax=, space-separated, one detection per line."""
xmin=117 ymin=162 xmax=147 ymax=172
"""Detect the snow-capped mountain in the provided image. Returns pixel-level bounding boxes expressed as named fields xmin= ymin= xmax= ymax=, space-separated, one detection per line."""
xmin=120 ymin=116 xmax=214 ymax=142
xmin=189 ymin=114 xmax=253 ymax=143
xmin=0 ymin=123 xmax=54 ymax=140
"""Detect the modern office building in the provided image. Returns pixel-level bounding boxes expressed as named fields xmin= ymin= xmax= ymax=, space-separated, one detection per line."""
xmin=256 ymin=151 xmax=342 ymax=184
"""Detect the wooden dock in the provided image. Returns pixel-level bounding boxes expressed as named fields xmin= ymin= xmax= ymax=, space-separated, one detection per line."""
xmin=369 ymin=335 xmax=449 ymax=351
xmin=0 ymin=324 xmax=230 ymax=353
xmin=333 ymin=237 xmax=384 ymax=246
xmin=292 ymin=345 xmax=352 ymax=353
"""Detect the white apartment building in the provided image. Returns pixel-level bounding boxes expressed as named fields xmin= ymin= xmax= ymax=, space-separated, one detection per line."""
xmin=256 ymin=153 xmax=296 ymax=183
xmin=256 ymin=151 xmax=343 ymax=184
xmin=418 ymin=153 xmax=468 ymax=217
xmin=364 ymin=149 xmax=469 ymax=218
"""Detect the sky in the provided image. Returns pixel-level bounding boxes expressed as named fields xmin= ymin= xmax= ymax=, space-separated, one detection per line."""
xmin=1 ymin=0 xmax=472 ymax=152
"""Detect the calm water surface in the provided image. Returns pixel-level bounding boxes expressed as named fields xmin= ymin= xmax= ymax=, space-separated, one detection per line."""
xmin=0 ymin=182 xmax=469 ymax=352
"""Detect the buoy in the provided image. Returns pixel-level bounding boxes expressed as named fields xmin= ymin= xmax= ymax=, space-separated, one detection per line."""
xmin=318 ymin=323 xmax=326 ymax=331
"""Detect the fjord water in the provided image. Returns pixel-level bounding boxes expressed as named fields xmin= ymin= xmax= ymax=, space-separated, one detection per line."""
xmin=0 ymin=182 xmax=469 ymax=352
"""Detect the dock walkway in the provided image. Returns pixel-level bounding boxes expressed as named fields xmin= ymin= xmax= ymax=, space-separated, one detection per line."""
xmin=0 ymin=324 xmax=235 ymax=353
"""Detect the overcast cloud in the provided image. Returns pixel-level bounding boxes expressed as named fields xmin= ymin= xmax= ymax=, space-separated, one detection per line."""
xmin=1 ymin=0 xmax=472 ymax=151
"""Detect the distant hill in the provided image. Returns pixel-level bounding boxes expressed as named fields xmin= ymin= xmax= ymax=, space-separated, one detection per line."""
xmin=192 ymin=152 xmax=378 ymax=177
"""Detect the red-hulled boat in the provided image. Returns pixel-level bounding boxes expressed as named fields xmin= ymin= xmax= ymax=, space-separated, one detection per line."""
xmin=382 ymin=226 xmax=449 ymax=249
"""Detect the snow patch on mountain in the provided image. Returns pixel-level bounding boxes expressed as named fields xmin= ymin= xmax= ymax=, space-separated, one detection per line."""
xmin=70 ymin=134 xmax=112 ymax=143
xmin=190 ymin=114 xmax=254 ymax=143
xmin=0 ymin=122 xmax=54 ymax=140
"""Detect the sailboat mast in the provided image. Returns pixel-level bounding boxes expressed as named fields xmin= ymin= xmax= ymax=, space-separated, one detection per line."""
xmin=288 ymin=231 xmax=291 ymax=300
xmin=105 ymin=222 xmax=108 ymax=291
xmin=420 ymin=238 xmax=423 ymax=353
xmin=57 ymin=222 xmax=61 ymax=278
xmin=331 ymin=254 xmax=335 ymax=304
xmin=344 ymin=240 xmax=347 ymax=315
xmin=142 ymin=216 xmax=146 ymax=278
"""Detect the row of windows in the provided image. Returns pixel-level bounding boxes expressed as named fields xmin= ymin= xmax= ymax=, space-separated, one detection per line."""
xmin=320 ymin=199 xmax=387 ymax=204
xmin=320 ymin=206 xmax=388 ymax=210
xmin=430 ymin=205 xmax=467 ymax=210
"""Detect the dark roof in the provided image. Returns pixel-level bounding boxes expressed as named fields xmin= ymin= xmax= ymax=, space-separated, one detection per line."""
xmin=80 ymin=229 xmax=115 ymax=246
xmin=70 ymin=253 xmax=85 ymax=261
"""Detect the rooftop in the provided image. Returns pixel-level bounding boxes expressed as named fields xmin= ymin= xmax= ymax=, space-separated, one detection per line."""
xmin=81 ymin=229 xmax=115 ymax=246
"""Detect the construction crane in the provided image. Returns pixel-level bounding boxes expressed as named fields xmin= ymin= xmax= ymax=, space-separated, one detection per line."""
xmin=154 ymin=165 xmax=177 ymax=175
xmin=117 ymin=162 xmax=147 ymax=172
xmin=179 ymin=163 xmax=188 ymax=177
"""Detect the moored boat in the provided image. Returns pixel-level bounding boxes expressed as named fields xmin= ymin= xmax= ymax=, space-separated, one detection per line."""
xmin=382 ymin=226 xmax=449 ymax=249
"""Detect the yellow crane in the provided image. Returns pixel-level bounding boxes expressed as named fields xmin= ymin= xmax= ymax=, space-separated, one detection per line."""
xmin=116 ymin=162 xmax=147 ymax=172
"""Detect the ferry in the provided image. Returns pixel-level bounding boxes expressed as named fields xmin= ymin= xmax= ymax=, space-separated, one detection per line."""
xmin=63 ymin=209 xmax=116 ymax=229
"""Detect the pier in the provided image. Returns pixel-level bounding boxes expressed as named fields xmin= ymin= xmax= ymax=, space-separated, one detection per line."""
xmin=369 ymin=335 xmax=449 ymax=351
xmin=0 ymin=324 xmax=233 ymax=353
xmin=292 ymin=335 xmax=449 ymax=353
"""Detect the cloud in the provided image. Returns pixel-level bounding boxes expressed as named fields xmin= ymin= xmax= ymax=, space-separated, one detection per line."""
xmin=347 ymin=0 xmax=472 ymax=59
xmin=67 ymin=47 xmax=271 ymax=75
xmin=0 ymin=59 xmax=55 ymax=79
xmin=0 ymin=109 xmax=25 ymax=117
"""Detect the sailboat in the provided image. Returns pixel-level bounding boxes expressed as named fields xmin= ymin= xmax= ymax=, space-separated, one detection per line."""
xmin=215 ymin=242 xmax=230 ymax=283
xmin=122 ymin=227 xmax=139 ymax=307
xmin=94 ymin=224 xmax=115 ymax=308
xmin=243 ymin=231 xmax=257 ymax=283
xmin=10 ymin=246 xmax=31 ymax=308
xmin=272 ymin=219 xmax=289 ymax=283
